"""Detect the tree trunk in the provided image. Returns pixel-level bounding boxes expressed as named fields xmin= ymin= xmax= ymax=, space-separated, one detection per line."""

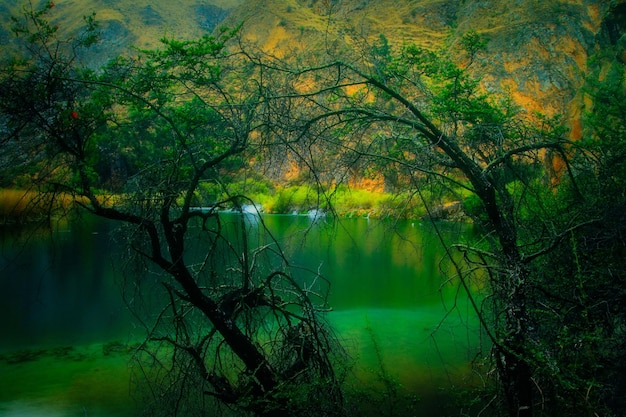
xmin=160 ymin=221 xmax=289 ymax=417
xmin=174 ymin=265 xmax=292 ymax=417
xmin=174 ymin=267 xmax=277 ymax=384
xmin=473 ymin=179 xmax=534 ymax=417
xmin=498 ymin=248 xmax=534 ymax=417
xmin=503 ymin=352 xmax=533 ymax=417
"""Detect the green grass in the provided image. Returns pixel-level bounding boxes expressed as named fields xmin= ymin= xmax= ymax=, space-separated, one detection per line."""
xmin=0 ymin=189 xmax=77 ymax=222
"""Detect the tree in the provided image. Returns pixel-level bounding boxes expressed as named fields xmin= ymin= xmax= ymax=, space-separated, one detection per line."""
xmin=252 ymin=31 xmax=621 ymax=416
xmin=0 ymin=4 xmax=344 ymax=416
xmin=523 ymin=60 xmax=626 ymax=415
xmin=4 ymin=3 xmax=625 ymax=416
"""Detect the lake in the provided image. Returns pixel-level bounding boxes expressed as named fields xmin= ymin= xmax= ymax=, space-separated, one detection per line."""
xmin=0 ymin=214 xmax=485 ymax=416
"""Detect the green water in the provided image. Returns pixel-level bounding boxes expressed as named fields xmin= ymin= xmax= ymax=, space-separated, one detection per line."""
xmin=0 ymin=215 xmax=483 ymax=416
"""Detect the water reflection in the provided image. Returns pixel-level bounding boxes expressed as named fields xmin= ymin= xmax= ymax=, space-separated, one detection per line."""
xmin=0 ymin=215 xmax=483 ymax=416
xmin=0 ymin=219 xmax=133 ymax=350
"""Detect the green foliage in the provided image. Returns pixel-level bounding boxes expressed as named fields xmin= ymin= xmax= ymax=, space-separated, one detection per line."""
xmin=249 ymin=184 xmax=396 ymax=218
xmin=461 ymin=193 xmax=486 ymax=222
xmin=0 ymin=3 xmax=107 ymax=196
xmin=1 ymin=10 xmax=347 ymax=417
xmin=411 ymin=45 xmax=505 ymax=129
xmin=4 ymin=3 xmax=626 ymax=415
xmin=9 ymin=2 xmax=98 ymax=56
xmin=330 ymin=186 xmax=391 ymax=217
xmin=514 ymin=64 xmax=626 ymax=416
xmin=270 ymin=185 xmax=322 ymax=213
xmin=370 ymin=34 xmax=393 ymax=81
xmin=458 ymin=31 xmax=488 ymax=62
xmin=580 ymin=64 xmax=626 ymax=197
xmin=310 ymin=29 xmax=626 ymax=417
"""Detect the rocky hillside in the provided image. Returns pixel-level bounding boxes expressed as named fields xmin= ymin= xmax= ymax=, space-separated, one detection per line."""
xmin=221 ymin=0 xmax=625 ymax=139
xmin=0 ymin=0 xmax=242 ymax=67
xmin=1 ymin=0 xmax=624 ymax=136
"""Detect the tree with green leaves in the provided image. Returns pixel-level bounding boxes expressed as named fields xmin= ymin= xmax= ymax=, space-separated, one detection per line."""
xmin=523 ymin=59 xmax=626 ymax=416
xmin=252 ymin=30 xmax=625 ymax=416
xmin=3 ymin=2 xmax=625 ymax=416
xmin=0 ymin=4 xmax=343 ymax=416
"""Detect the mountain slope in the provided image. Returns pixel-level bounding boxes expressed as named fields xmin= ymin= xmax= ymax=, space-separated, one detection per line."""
xmin=0 ymin=0 xmax=242 ymax=66
xmin=1 ymin=0 xmax=624 ymax=134
xmin=222 ymin=0 xmax=624 ymax=136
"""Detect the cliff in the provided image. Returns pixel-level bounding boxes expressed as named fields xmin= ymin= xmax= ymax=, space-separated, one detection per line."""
xmin=221 ymin=0 xmax=625 ymax=138
xmin=1 ymin=0 xmax=624 ymax=135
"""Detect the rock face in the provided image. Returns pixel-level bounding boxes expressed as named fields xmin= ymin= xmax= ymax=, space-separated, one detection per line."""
xmin=85 ymin=19 xmax=136 ymax=68
xmin=196 ymin=4 xmax=230 ymax=31
xmin=140 ymin=5 xmax=163 ymax=26
xmin=225 ymin=0 xmax=624 ymax=132
xmin=0 ymin=0 xmax=237 ymax=61
xmin=1 ymin=0 xmax=622 ymax=123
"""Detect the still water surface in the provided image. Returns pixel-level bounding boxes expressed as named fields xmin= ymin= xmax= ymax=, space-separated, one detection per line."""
xmin=0 ymin=214 xmax=483 ymax=416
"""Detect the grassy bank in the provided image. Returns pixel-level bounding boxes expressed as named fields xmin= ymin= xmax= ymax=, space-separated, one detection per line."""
xmin=1 ymin=183 xmax=466 ymax=224
xmin=196 ymin=181 xmax=465 ymax=220
xmin=0 ymin=189 xmax=78 ymax=223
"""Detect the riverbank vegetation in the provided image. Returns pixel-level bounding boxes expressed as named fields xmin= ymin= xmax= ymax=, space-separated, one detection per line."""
xmin=2 ymin=170 xmax=463 ymax=223
xmin=0 ymin=183 xmax=448 ymax=224
xmin=0 ymin=188 xmax=76 ymax=222
xmin=1 ymin=2 xmax=625 ymax=416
